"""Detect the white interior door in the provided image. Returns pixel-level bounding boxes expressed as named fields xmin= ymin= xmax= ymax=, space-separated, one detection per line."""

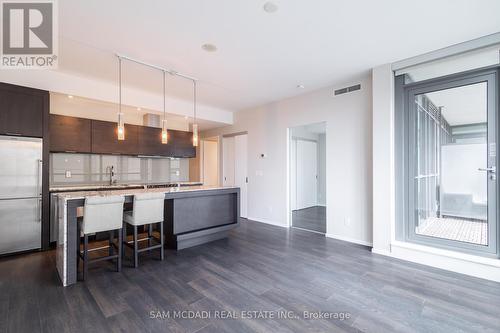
xmin=234 ymin=134 xmax=248 ymax=218
xmin=222 ymin=137 xmax=235 ymax=186
xmin=296 ymin=140 xmax=318 ymax=210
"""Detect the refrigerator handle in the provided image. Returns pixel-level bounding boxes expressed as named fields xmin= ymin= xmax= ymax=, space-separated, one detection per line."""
xmin=37 ymin=159 xmax=42 ymax=222
xmin=37 ymin=159 xmax=43 ymax=196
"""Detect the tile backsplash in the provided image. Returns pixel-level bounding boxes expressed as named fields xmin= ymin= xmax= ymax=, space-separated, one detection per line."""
xmin=50 ymin=153 xmax=190 ymax=186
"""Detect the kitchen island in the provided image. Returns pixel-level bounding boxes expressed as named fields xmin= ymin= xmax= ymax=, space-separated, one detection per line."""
xmin=54 ymin=186 xmax=240 ymax=286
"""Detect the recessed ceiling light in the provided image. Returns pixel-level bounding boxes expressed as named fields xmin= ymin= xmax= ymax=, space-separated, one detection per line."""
xmin=67 ymin=95 xmax=74 ymax=99
xmin=263 ymin=2 xmax=278 ymax=13
xmin=297 ymin=84 xmax=305 ymax=89
xmin=137 ymin=107 xmax=141 ymax=111
xmin=201 ymin=43 xmax=217 ymax=52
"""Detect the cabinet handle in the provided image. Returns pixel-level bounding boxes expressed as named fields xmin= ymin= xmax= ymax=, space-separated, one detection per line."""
xmin=5 ymin=132 xmax=22 ymax=136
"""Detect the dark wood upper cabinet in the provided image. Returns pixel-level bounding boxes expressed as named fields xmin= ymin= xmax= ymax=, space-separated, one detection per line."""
xmin=46 ymin=114 xmax=195 ymax=158
xmin=138 ymin=126 xmax=174 ymax=156
xmin=49 ymin=115 xmax=92 ymax=153
xmin=170 ymin=130 xmax=196 ymax=158
xmin=91 ymin=120 xmax=140 ymax=155
xmin=0 ymin=83 xmax=46 ymax=137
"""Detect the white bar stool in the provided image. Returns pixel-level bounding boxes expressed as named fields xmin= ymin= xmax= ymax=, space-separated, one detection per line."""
xmin=77 ymin=195 xmax=125 ymax=281
xmin=123 ymin=192 xmax=165 ymax=267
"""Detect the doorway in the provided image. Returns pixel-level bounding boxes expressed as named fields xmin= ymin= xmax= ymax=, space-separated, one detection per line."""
xmin=222 ymin=133 xmax=248 ymax=218
xmin=200 ymin=137 xmax=219 ymax=186
xmin=398 ymin=69 xmax=499 ymax=257
xmin=289 ymin=122 xmax=326 ymax=233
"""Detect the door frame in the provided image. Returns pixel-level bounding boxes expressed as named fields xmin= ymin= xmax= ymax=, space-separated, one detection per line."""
xmin=200 ymin=137 xmax=219 ymax=186
xmin=221 ymin=132 xmax=248 ymax=219
xmin=286 ymin=123 xmax=327 ymax=231
xmin=400 ymin=68 xmax=499 ymax=257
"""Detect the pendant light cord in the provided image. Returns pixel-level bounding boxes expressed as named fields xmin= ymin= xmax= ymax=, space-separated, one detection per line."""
xmin=163 ymin=71 xmax=166 ymax=120
xmin=119 ymin=57 xmax=122 ymax=114
xmin=193 ymin=80 xmax=197 ymax=122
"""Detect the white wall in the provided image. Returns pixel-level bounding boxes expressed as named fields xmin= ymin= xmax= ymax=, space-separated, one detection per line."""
xmin=203 ymin=76 xmax=373 ymax=245
xmin=371 ymin=64 xmax=394 ymax=254
xmin=317 ymin=133 xmax=327 ymax=206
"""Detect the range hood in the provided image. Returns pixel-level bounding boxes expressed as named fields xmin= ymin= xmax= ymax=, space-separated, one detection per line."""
xmin=143 ymin=113 xmax=161 ymax=128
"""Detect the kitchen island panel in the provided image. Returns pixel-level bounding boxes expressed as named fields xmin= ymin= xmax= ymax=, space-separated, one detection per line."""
xmin=55 ymin=186 xmax=239 ymax=286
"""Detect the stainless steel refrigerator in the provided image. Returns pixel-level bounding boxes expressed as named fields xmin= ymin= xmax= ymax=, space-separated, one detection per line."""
xmin=0 ymin=136 xmax=42 ymax=255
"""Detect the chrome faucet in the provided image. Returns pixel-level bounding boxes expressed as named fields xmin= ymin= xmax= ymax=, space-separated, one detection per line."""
xmin=106 ymin=165 xmax=117 ymax=185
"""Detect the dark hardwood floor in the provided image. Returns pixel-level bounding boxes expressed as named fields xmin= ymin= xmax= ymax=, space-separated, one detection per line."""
xmin=1 ymin=219 xmax=500 ymax=333
xmin=292 ymin=206 xmax=326 ymax=233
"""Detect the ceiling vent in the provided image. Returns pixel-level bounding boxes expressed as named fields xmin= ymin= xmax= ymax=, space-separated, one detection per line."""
xmin=334 ymin=84 xmax=361 ymax=96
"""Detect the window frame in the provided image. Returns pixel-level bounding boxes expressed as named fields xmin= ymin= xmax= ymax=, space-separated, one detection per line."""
xmin=395 ymin=67 xmax=500 ymax=258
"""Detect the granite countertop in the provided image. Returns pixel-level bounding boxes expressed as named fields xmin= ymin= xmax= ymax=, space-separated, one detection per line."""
xmin=50 ymin=182 xmax=203 ymax=192
xmin=54 ymin=185 xmax=238 ymax=200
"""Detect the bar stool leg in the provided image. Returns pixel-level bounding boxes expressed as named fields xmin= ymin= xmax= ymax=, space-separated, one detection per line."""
xmin=83 ymin=234 xmax=89 ymax=281
xmin=122 ymin=224 xmax=126 ymax=259
xmin=76 ymin=221 xmax=81 ymax=279
xmin=159 ymin=221 xmax=164 ymax=261
xmin=109 ymin=230 xmax=114 ymax=256
xmin=133 ymin=225 xmax=139 ymax=268
xmin=117 ymin=227 xmax=122 ymax=272
xmin=148 ymin=224 xmax=152 ymax=251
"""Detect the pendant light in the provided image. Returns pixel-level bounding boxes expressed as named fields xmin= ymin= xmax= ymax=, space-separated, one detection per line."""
xmin=192 ymin=80 xmax=199 ymax=147
xmin=161 ymin=71 xmax=168 ymax=144
xmin=117 ymin=57 xmax=125 ymax=140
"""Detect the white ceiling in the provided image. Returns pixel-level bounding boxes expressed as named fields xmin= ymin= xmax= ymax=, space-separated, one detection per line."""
xmin=58 ymin=0 xmax=500 ymax=112
xmin=426 ymin=82 xmax=487 ymax=126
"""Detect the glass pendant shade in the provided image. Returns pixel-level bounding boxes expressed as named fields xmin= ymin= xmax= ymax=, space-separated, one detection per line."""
xmin=161 ymin=119 xmax=168 ymax=144
xmin=192 ymin=123 xmax=199 ymax=147
xmin=117 ymin=112 xmax=125 ymax=140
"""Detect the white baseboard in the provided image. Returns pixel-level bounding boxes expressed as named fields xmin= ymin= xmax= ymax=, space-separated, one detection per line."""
xmin=325 ymin=233 xmax=373 ymax=247
xmin=375 ymin=241 xmax=500 ymax=283
xmin=371 ymin=247 xmax=392 ymax=256
xmin=291 ymin=226 xmax=325 ymax=235
xmin=247 ymin=216 xmax=289 ymax=228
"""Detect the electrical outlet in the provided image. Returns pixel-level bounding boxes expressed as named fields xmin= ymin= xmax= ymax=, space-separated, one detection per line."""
xmin=344 ymin=217 xmax=351 ymax=227
xmin=65 ymin=170 xmax=72 ymax=178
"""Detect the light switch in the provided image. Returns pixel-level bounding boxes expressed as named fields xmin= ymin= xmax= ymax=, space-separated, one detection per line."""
xmin=65 ymin=170 xmax=72 ymax=178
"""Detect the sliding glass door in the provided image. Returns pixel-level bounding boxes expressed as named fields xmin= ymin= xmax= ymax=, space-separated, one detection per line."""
xmin=404 ymin=70 xmax=498 ymax=256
